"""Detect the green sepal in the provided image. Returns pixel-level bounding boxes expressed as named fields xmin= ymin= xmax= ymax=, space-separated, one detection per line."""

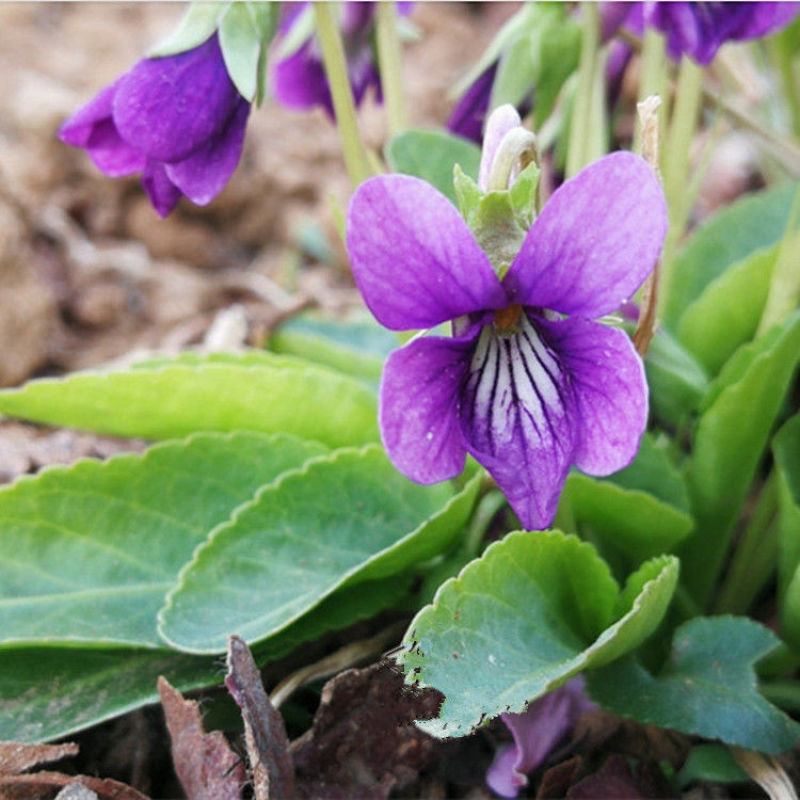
xmin=149 ymin=2 xmax=228 ymax=58
xmin=218 ymin=1 xmax=278 ymax=103
xmin=453 ymin=164 xmax=482 ymax=219
xmin=467 ymin=191 xmax=527 ymax=279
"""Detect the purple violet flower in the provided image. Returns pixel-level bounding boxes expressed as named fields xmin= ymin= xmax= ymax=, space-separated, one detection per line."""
xmin=347 ymin=107 xmax=667 ymax=530
xmin=59 ymin=34 xmax=250 ymax=217
xmin=271 ymin=2 xmax=411 ymax=119
xmin=607 ymin=2 xmax=799 ymax=65
xmin=447 ymin=63 xmax=499 ymax=144
xmin=486 ymin=677 xmax=596 ymax=798
xmin=646 ymin=2 xmax=799 ymax=64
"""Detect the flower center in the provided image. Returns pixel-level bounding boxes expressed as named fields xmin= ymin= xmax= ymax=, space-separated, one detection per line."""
xmin=493 ymin=303 xmax=523 ymax=335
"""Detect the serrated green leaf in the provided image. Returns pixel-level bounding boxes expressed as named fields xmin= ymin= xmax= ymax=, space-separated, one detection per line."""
xmin=677 ymin=245 xmax=778 ymax=375
xmin=679 ymin=312 xmax=800 ymax=603
xmin=0 ymin=646 xmax=218 ymax=743
xmin=586 ymin=617 xmax=800 ymax=754
xmin=159 ymin=448 xmax=480 ymax=653
xmin=149 ymin=2 xmax=227 ymax=58
xmin=385 ymin=129 xmax=482 ymax=204
xmin=401 ymin=531 xmax=678 ymax=738
xmin=0 ymin=432 xmax=326 ymax=647
xmin=0 ymin=569 xmax=411 ymax=743
xmin=269 ymin=314 xmax=397 ymax=384
xmin=665 ymin=182 xmax=797 ymax=327
xmin=644 ymin=327 xmax=709 ymax=426
xmin=0 ymin=354 xmax=378 ymax=447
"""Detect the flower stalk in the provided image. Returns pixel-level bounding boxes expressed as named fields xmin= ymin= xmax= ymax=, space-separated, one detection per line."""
xmin=659 ymin=55 xmax=704 ymax=315
xmin=375 ymin=1 xmax=407 ymax=138
xmin=313 ymin=1 xmax=373 ymax=187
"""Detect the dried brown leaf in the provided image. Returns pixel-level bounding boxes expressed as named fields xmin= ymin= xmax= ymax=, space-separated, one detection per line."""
xmin=290 ymin=662 xmax=443 ymax=800
xmin=0 ymin=741 xmax=78 ymax=774
xmin=158 ymin=676 xmax=245 ymax=800
xmin=225 ymin=635 xmax=295 ymax=800
xmin=0 ymin=772 xmax=149 ymax=800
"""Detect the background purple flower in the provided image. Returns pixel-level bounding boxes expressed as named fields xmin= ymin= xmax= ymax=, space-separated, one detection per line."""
xmin=610 ymin=2 xmax=798 ymax=65
xmin=59 ymin=34 xmax=250 ymax=217
xmin=347 ymin=148 xmax=667 ymax=530
xmin=487 ymin=678 xmax=596 ymax=798
xmin=271 ymin=2 xmax=412 ymax=119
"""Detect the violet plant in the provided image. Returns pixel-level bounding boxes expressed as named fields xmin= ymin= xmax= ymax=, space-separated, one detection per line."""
xmin=2 ymin=3 xmax=800 ymax=797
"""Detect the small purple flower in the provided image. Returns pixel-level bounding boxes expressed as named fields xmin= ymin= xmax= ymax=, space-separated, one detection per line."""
xmin=59 ymin=34 xmax=250 ymax=217
xmin=609 ymin=2 xmax=799 ymax=65
xmin=446 ymin=63 xmax=499 ymax=144
xmin=347 ymin=109 xmax=667 ymax=530
xmin=271 ymin=2 xmax=411 ymax=119
xmin=486 ymin=678 xmax=596 ymax=798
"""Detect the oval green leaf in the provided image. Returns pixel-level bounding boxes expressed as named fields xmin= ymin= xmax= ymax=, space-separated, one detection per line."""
xmin=0 ymin=432 xmax=326 ymax=647
xmin=400 ymin=531 xmax=678 ymax=738
xmin=586 ymin=617 xmax=800 ymax=754
xmin=159 ymin=448 xmax=480 ymax=653
xmin=0 ymin=355 xmax=379 ymax=447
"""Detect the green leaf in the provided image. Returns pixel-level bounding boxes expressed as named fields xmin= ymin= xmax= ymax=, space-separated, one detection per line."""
xmin=665 ymin=182 xmax=797 ymax=327
xmin=530 ymin=17 xmax=580 ymax=128
xmin=586 ymin=617 xmax=800 ymax=754
xmin=490 ymin=33 xmax=537 ymax=111
xmin=401 ymin=531 xmax=678 ymax=737
xmin=159 ymin=448 xmax=480 ymax=653
xmin=269 ymin=314 xmax=397 ymax=384
xmin=0 ymin=432 xmax=326 ymax=647
xmin=385 ymin=129 xmax=482 ymax=204
xmin=0 ymin=646 xmax=218 ymax=743
xmin=773 ymin=413 xmax=800 ymax=646
xmin=679 ymin=312 xmax=800 ymax=603
xmin=0 ymin=354 xmax=379 ymax=447
xmin=218 ymin=2 xmax=262 ymax=101
xmin=677 ymin=245 xmax=778 ymax=375
xmin=563 ymin=435 xmax=693 ymax=562
xmin=149 ymin=2 xmax=227 ymax=57
xmin=644 ymin=327 xmax=709 ymax=426
xmin=676 ymin=745 xmax=749 ymax=788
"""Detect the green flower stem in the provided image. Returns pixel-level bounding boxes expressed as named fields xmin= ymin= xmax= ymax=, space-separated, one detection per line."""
xmin=566 ymin=2 xmax=601 ymax=178
xmin=768 ymin=37 xmax=800 ymax=139
xmin=463 ymin=488 xmax=507 ymax=558
xmin=659 ymin=56 xmax=704 ymax=316
xmin=714 ymin=473 xmax=779 ymax=615
xmin=758 ymin=183 xmax=800 ymax=335
xmin=313 ymin=2 xmax=373 ymax=187
xmin=375 ymin=1 xmax=407 ymax=138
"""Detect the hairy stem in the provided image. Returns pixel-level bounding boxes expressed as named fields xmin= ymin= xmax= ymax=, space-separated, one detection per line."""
xmin=313 ymin=2 xmax=373 ymax=187
xmin=375 ymin=1 xmax=407 ymax=138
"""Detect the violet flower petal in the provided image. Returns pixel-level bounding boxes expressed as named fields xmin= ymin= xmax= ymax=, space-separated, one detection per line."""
xmin=504 ymin=152 xmax=667 ymax=320
xmin=346 ymin=175 xmax=506 ymax=331
xmin=59 ymin=82 xmax=145 ymax=176
xmin=270 ymin=40 xmax=334 ymax=118
xmin=114 ymin=34 xmax=241 ymax=163
xmin=165 ymin=99 xmax=250 ymax=206
xmin=733 ymin=2 xmax=800 ymax=38
xmin=141 ymin=160 xmax=182 ymax=218
xmin=478 ymin=104 xmax=522 ymax=191
xmin=447 ymin=63 xmax=498 ymax=146
xmin=539 ymin=316 xmax=647 ymax=476
xmin=459 ymin=312 xmax=577 ymax=530
xmin=379 ymin=333 xmax=475 ymax=484
xmin=487 ymin=677 xmax=596 ymax=799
